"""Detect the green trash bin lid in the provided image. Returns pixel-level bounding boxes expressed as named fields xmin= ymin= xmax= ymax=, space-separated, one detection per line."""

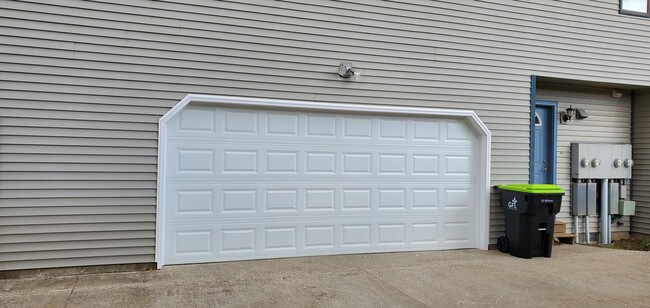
xmin=496 ymin=184 xmax=564 ymax=195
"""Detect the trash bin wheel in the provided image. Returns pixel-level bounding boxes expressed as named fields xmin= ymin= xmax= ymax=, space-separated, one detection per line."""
xmin=497 ymin=236 xmax=510 ymax=253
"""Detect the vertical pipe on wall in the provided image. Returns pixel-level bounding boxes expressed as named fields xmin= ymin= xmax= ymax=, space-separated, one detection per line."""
xmin=585 ymin=215 xmax=590 ymax=244
xmin=574 ymin=215 xmax=580 ymax=244
xmin=600 ymin=179 xmax=609 ymax=244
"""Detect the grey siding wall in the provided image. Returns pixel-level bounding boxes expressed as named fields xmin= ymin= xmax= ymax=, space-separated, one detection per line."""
xmin=2 ymin=0 xmax=650 ymax=270
xmin=537 ymin=84 xmax=632 ymax=240
xmin=632 ymin=91 xmax=650 ymax=235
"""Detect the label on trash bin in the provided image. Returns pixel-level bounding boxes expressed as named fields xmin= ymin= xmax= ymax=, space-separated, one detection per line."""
xmin=507 ymin=197 xmax=518 ymax=211
xmin=540 ymin=199 xmax=553 ymax=203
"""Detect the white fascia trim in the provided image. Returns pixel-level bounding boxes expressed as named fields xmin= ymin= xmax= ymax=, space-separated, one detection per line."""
xmin=155 ymin=94 xmax=492 ymax=268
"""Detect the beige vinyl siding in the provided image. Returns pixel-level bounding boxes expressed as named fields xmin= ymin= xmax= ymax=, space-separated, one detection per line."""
xmin=537 ymin=84 xmax=632 ymax=240
xmin=1 ymin=0 xmax=650 ymax=270
xmin=632 ymin=91 xmax=650 ymax=235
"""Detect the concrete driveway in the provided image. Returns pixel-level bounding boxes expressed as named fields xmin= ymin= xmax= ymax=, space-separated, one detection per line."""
xmin=2 ymin=245 xmax=649 ymax=307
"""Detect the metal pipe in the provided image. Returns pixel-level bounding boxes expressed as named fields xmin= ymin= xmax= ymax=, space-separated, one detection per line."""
xmin=574 ymin=215 xmax=580 ymax=244
xmin=600 ymin=179 xmax=609 ymax=244
xmin=585 ymin=215 xmax=590 ymax=244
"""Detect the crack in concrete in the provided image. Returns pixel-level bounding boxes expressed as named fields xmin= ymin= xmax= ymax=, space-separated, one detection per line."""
xmin=63 ymin=276 xmax=79 ymax=308
xmin=338 ymin=257 xmax=432 ymax=308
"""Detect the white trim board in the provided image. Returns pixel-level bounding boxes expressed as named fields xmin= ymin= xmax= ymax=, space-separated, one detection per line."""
xmin=156 ymin=94 xmax=491 ymax=268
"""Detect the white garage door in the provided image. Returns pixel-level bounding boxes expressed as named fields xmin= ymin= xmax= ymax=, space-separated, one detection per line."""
xmin=158 ymin=96 xmax=489 ymax=266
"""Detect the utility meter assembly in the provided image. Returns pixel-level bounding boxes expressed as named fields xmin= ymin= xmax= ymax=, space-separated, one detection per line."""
xmin=570 ymin=143 xmax=634 ymax=244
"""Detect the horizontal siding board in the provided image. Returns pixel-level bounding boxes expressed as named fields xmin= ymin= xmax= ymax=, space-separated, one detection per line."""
xmin=0 ymin=255 xmax=154 ymax=271
xmin=0 ymin=163 xmax=157 ymax=173
xmin=0 ymin=145 xmax=157 ymax=156
xmin=0 ymin=247 xmax=154 ymax=262
xmin=0 ymin=239 xmax=154 ymax=253
xmin=1 ymin=172 xmax=156 ymax=181
xmin=0 ymin=222 xmax=155 ymax=235
xmin=0 ymin=189 xmax=156 ymax=199
xmin=0 ymin=214 xmax=155 ymax=226
xmin=0 ymin=206 xmax=155 ymax=216
xmin=0 ymin=230 xmax=155 ymax=244
xmin=0 ymin=197 xmax=156 ymax=208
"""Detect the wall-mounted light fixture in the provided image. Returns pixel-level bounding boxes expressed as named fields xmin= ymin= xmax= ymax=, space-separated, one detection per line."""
xmin=560 ymin=105 xmax=589 ymax=124
xmin=611 ymin=89 xmax=623 ymax=99
xmin=338 ymin=62 xmax=361 ymax=80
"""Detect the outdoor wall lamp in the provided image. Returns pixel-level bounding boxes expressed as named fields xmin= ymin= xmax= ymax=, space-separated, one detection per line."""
xmin=560 ymin=105 xmax=588 ymax=124
xmin=338 ymin=62 xmax=361 ymax=80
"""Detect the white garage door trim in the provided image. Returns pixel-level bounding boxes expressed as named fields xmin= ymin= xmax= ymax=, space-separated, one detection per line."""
xmin=155 ymin=94 xmax=491 ymax=269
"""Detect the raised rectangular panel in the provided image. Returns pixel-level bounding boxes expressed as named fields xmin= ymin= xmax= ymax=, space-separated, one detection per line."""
xmin=306 ymin=116 xmax=336 ymax=137
xmin=343 ymin=190 xmax=371 ymax=209
xmin=413 ymin=155 xmax=439 ymax=174
xmin=304 ymin=226 xmax=335 ymax=248
xmin=379 ymin=120 xmax=407 ymax=139
xmin=342 ymin=225 xmax=371 ymax=246
xmin=265 ymin=190 xmax=297 ymax=211
xmin=222 ymin=190 xmax=257 ymax=212
xmin=267 ymin=113 xmax=298 ymax=136
xmin=586 ymin=182 xmax=597 ymax=215
xmin=306 ymin=152 xmax=336 ymax=173
xmin=379 ymin=154 xmax=406 ymax=174
xmin=571 ymin=183 xmax=587 ymax=216
xmin=412 ymin=223 xmax=438 ymax=243
xmin=413 ymin=189 xmax=439 ymax=209
xmin=224 ymin=111 xmax=258 ymax=134
xmin=266 ymin=152 xmax=298 ymax=173
xmin=445 ymin=156 xmax=470 ymax=175
xmin=444 ymin=222 xmax=469 ymax=242
xmin=177 ymin=191 xmax=213 ymax=213
xmin=413 ymin=121 xmax=439 ymax=141
xmin=445 ymin=190 xmax=469 ymax=209
xmin=609 ymin=182 xmax=620 ymax=215
xmin=305 ymin=190 xmax=335 ymax=210
xmin=178 ymin=150 xmax=214 ymax=172
xmin=224 ymin=151 xmax=257 ymax=173
xmin=378 ymin=189 xmax=406 ymax=209
xmin=176 ymin=231 xmax=212 ymax=254
xmin=344 ymin=117 xmax=372 ymax=138
xmin=378 ymin=224 xmax=405 ymax=244
xmin=221 ymin=229 xmax=255 ymax=252
xmin=179 ymin=108 xmax=215 ymax=132
xmin=343 ymin=153 xmax=371 ymax=173
xmin=445 ymin=121 xmax=471 ymax=142
xmin=264 ymin=227 xmax=296 ymax=250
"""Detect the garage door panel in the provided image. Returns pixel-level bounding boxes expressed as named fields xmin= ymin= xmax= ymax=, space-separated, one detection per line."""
xmin=165 ymin=184 xmax=475 ymax=220
xmin=164 ymin=216 xmax=476 ymax=264
xmin=166 ymin=146 xmax=476 ymax=179
xmin=167 ymin=108 xmax=477 ymax=145
xmin=163 ymin=104 xmax=481 ymax=265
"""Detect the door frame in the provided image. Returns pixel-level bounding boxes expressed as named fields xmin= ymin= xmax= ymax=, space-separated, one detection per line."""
xmin=155 ymin=94 xmax=492 ymax=268
xmin=530 ymin=100 xmax=558 ymax=184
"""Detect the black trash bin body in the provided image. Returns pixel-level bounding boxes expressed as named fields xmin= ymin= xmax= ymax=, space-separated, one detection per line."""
xmin=496 ymin=184 xmax=564 ymax=259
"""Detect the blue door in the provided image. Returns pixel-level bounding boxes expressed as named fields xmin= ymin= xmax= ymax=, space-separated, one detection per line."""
xmin=532 ymin=104 xmax=555 ymax=184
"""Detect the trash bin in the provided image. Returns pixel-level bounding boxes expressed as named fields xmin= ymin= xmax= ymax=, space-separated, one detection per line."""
xmin=495 ymin=184 xmax=564 ymax=259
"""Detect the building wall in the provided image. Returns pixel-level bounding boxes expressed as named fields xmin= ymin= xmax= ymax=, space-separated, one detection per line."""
xmin=2 ymin=0 xmax=650 ymax=270
xmin=536 ymin=83 xmax=632 ymax=240
xmin=632 ymin=90 xmax=650 ymax=236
